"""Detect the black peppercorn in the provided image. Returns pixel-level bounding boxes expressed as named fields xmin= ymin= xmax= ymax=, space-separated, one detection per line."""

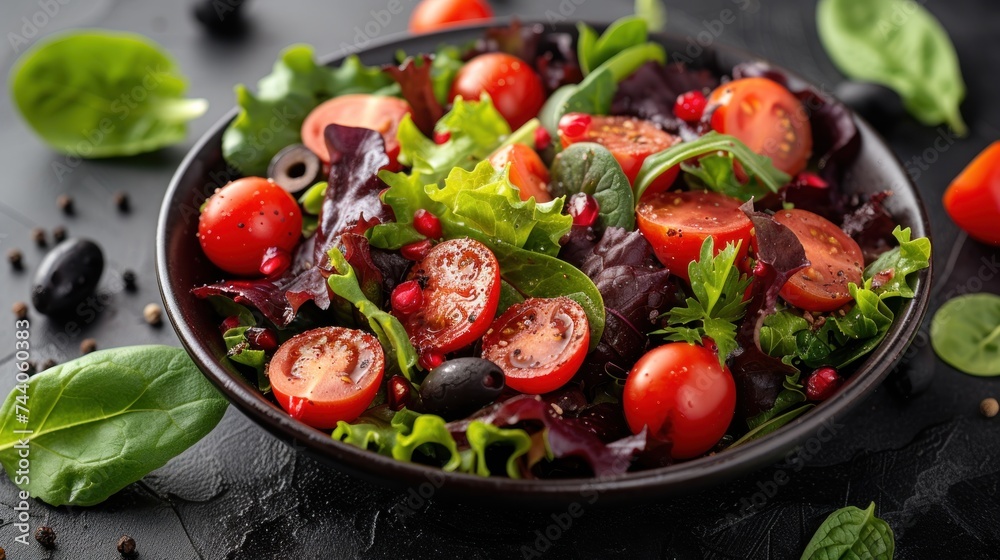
xmin=32 ymin=227 xmax=47 ymax=247
xmin=7 ymin=249 xmax=23 ymax=270
xmin=53 ymin=226 xmax=67 ymax=243
xmin=41 ymin=358 xmax=57 ymax=370
xmin=114 ymin=191 xmax=130 ymax=212
xmin=122 ymin=270 xmax=138 ymax=292
xmin=34 ymin=525 xmax=56 ymax=549
xmin=13 ymin=301 xmax=28 ymax=320
xmin=57 ymin=194 xmax=74 ymax=215
xmin=116 ymin=535 xmax=137 ymax=557
xmin=80 ymin=338 xmax=98 ymax=354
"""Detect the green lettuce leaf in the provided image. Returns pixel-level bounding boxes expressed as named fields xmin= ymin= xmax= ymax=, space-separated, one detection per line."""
xmin=864 ymin=226 xmax=932 ymax=299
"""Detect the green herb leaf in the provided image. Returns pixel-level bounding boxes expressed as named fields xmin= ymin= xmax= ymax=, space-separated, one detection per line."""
xmin=817 ymin=0 xmax=967 ymax=135
xmin=658 ymin=237 xmax=752 ymax=365
xmin=550 ymin=142 xmax=636 ymax=231
xmin=931 ymin=293 xmax=1000 ymax=376
xmin=731 ymin=404 xmax=813 ymax=448
xmin=800 ymin=502 xmax=895 ymax=560
xmin=0 ymin=346 xmax=228 ymax=506
xmin=747 ymin=373 xmax=807 ymax=430
xmin=682 ymin=154 xmax=773 ymax=201
xmin=223 ymin=46 xmax=395 ymax=176
xmin=635 ymin=0 xmax=668 ymax=33
xmin=327 ymin=247 xmax=419 ymax=379
xmin=634 ymin=132 xmax=791 ymax=203
xmin=577 ymin=17 xmax=649 ymax=75
xmin=11 ymin=31 xmax=207 ymax=158
xmin=864 ymin=226 xmax=932 ymax=299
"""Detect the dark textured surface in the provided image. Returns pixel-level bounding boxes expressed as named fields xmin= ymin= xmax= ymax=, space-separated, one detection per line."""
xmin=0 ymin=0 xmax=998 ymax=558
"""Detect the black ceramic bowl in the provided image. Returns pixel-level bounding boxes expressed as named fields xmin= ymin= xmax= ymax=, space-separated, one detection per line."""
xmin=156 ymin=23 xmax=931 ymax=507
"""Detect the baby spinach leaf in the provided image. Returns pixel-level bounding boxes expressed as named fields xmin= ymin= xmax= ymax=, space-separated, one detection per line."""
xmin=817 ymin=0 xmax=967 ymax=135
xmin=0 ymin=346 xmax=228 ymax=507
xmin=635 ymin=0 xmax=668 ymax=33
xmin=864 ymin=226 xmax=932 ymax=299
xmin=11 ymin=31 xmax=207 ymax=157
xmin=223 ymin=46 xmax=395 ymax=176
xmin=800 ymin=502 xmax=895 ymax=560
xmin=577 ymin=17 xmax=649 ymax=75
xmin=931 ymin=293 xmax=1000 ymax=376
xmin=550 ymin=142 xmax=636 ymax=231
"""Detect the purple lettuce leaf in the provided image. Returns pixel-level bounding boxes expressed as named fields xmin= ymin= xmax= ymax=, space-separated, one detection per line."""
xmin=472 ymin=20 xmax=582 ymax=92
xmin=383 ymin=55 xmax=443 ymax=137
xmin=841 ymin=191 xmax=896 ymax=261
xmin=729 ymin=207 xmax=809 ymax=419
xmin=611 ymin=61 xmax=719 ymax=136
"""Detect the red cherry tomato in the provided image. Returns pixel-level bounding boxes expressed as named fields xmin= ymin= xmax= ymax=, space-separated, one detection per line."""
xmin=198 ymin=177 xmax=302 ymax=276
xmin=558 ymin=113 xmax=680 ymax=194
xmin=301 ymin=94 xmax=411 ymax=166
xmin=409 ymin=0 xmax=493 ymax=33
xmin=482 ymin=297 xmax=590 ymax=394
xmin=773 ymin=208 xmax=864 ymax=312
xmin=943 ymin=141 xmax=1000 ymax=246
xmin=623 ymin=342 xmax=736 ymax=460
xmin=707 ymin=77 xmax=813 ymax=176
xmin=450 ymin=53 xmax=545 ymax=129
xmin=635 ymin=190 xmax=753 ymax=282
xmin=488 ymin=143 xmax=552 ymax=202
xmin=268 ymin=327 xmax=385 ymax=429
xmin=400 ymin=238 xmax=501 ymax=355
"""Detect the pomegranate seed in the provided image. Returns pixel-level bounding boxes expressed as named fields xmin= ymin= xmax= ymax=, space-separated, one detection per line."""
xmin=792 ymin=172 xmax=829 ymax=189
xmin=534 ymin=127 xmax=552 ymax=151
xmin=806 ymin=367 xmax=843 ymax=401
xmin=400 ymin=239 xmax=433 ymax=261
xmin=387 ymin=375 xmax=413 ymax=411
xmin=559 ymin=113 xmax=592 ymax=138
xmin=391 ymin=280 xmax=423 ymax=314
xmin=752 ymin=261 xmax=768 ymax=277
xmin=567 ymin=192 xmax=600 ymax=227
xmin=433 ymin=130 xmax=451 ymax=144
xmin=259 ymin=247 xmax=291 ymax=277
xmin=674 ymin=91 xmax=708 ymax=122
xmin=413 ymin=209 xmax=442 ymax=239
xmin=220 ymin=315 xmax=242 ymax=334
xmin=419 ymin=351 xmax=445 ymax=370
xmin=246 ymin=327 xmax=279 ymax=352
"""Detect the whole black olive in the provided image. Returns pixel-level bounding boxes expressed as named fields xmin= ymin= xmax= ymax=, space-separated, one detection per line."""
xmin=267 ymin=144 xmax=322 ymax=194
xmin=31 ymin=238 xmax=104 ymax=317
xmin=418 ymin=358 xmax=505 ymax=420
xmin=833 ymin=81 xmax=904 ymax=132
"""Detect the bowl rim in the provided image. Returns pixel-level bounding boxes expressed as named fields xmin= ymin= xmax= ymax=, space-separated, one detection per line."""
xmin=156 ymin=20 xmax=933 ymax=505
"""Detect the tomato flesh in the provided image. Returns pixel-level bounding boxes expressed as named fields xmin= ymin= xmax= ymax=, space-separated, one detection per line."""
xmin=301 ymin=94 xmax=411 ymax=166
xmin=409 ymin=0 xmax=493 ymax=33
xmin=450 ymin=53 xmax=545 ymax=129
xmin=773 ymin=208 xmax=864 ymax=312
xmin=482 ymin=297 xmax=590 ymax=394
xmin=635 ymin=190 xmax=753 ymax=282
xmin=488 ymin=143 xmax=552 ymax=202
xmin=198 ymin=177 xmax=303 ymax=277
xmin=558 ymin=113 xmax=679 ymax=193
xmin=943 ymin=141 xmax=1000 ymax=246
xmin=401 ymin=238 xmax=501 ymax=355
xmin=708 ymin=77 xmax=812 ymax=176
xmin=268 ymin=327 xmax=385 ymax=429
xmin=623 ymin=342 xmax=736 ymax=460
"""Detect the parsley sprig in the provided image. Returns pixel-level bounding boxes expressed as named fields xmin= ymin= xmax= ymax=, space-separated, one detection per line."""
xmin=655 ymin=237 xmax=752 ymax=366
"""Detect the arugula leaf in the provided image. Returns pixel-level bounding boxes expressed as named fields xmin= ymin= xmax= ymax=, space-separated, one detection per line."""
xmin=223 ymin=46 xmax=395 ymax=176
xmin=682 ymin=154 xmax=773 ymax=201
xmin=550 ymin=142 xmax=636 ymax=231
xmin=0 ymin=347 xmax=228 ymax=506
xmin=396 ymin=96 xmax=511 ymax=185
xmin=634 ymin=132 xmax=791 ymax=203
xmin=657 ymin=237 xmax=752 ymax=366
xmin=800 ymin=502 xmax=895 ymax=560
xmin=931 ymin=293 xmax=1000 ymax=376
xmin=864 ymin=226 xmax=932 ymax=299
xmin=817 ymin=0 xmax=967 ymax=135
xmin=327 ymin=247 xmax=419 ymax=379
xmin=11 ymin=31 xmax=208 ymax=158
xmin=730 ymin=404 xmax=813 ymax=448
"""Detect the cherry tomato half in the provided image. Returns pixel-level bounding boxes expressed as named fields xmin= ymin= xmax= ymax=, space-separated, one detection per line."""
xmin=482 ymin=297 xmax=590 ymax=394
xmin=558 ymin=113 xmax=680 ymax=194
xmin=400 ymin=238 xmax=501 ymax=355
xmin=268 ymin=326 xmax=385 ymax=429
xmin=301 ymin=94 xmax=411 ymax=166
xmin=773 ymin=208 xmax=864 ymax=312
xmin=943 ymin=141 xmax=1000 ymax=246
xmin=707 ymin=77 xmax=813 ymax=176
xmin=198 ymin=177 xmax=302 ymax=276
xmin=450 ymin=53 xmax=545 ymax=129
xmin=623 ymin=342 xmax=736 ymax=460
xmin=409 ymin=0 xmax=493 ymax=33
xmin=488 ymin=143 xmax=552 ymax=202
xmin=636 ymin=190 xmax=753 ymax=282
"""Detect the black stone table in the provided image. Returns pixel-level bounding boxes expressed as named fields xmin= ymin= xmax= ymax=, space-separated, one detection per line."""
xmin=1 ymin=0 xmax=998 ymax=558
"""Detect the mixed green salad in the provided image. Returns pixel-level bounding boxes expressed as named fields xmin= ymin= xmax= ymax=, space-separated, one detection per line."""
xmin=190 ymin=16 xmax=930 ymax=478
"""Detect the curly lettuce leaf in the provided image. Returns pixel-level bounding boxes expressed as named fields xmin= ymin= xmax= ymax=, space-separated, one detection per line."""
xmin=864 ymin=226 xmax=932 ymax=299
